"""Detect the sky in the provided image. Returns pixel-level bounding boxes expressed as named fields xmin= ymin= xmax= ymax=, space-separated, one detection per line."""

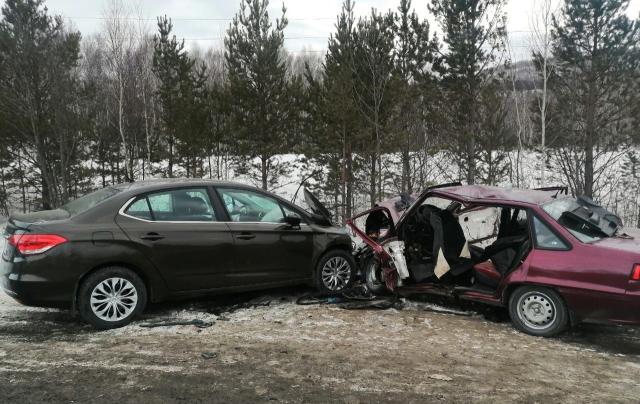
xmin=43 ymin=0 xmax=640 ymax=61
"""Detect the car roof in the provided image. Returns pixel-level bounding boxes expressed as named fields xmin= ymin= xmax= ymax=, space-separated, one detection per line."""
xmin=113 ymin=178 xmax=303 ymax=210
xmin=115 ymin=178 xmax=263 ymax=193
xmin=430 ymin=185 xmax=557 ymax=206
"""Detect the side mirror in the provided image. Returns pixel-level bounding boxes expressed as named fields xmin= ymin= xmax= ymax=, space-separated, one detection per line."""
xmin=284 ymin=214 xmax=302 ymax=227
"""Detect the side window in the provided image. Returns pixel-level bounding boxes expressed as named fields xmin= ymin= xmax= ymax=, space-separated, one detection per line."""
xmin=125 ymin=198 xmax=152 ymax=220
xmin=148 ymin=193 xmax=172 ymax=215
xmin=126 ymin=188 xmax=216 ymax=222
xmin=533 ymin=216 xmax=569 ymax=250
xmin=218 ymin=188 xmax=285 ymax=223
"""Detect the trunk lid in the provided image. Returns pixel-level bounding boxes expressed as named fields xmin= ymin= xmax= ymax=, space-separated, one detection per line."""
xmin=592 ymin=227 xmax=640 ymax=254
xmin=10 ymin=209 xmax=70 ymax=225
xmin=4 ymin=209 xmax=70 ymax=237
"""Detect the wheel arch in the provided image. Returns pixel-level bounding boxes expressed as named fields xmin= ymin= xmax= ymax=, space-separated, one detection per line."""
xmin=72 ymin=261 xmax=157 ymax=313
xmin=502 ymin=282 xmax=578 ymax=325
xmin=312 ymin=241 xmax=356 ymax=291
xmin=313 ymin=241 xmax=353 ymax=271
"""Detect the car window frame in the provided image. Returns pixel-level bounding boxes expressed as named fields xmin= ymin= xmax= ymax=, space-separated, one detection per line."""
xmin=529 ymin=211 xmax=572 ymax=251
xmin=119 ymin=186 xmax=223 ymax=223
xmin=213 ymin=186 xmax=309 ymax=225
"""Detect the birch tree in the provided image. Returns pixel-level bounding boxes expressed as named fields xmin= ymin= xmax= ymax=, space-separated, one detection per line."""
xmin=102 ymin=0 xmax=135 ymax=181
xmin=530 ymin=0 xmax=557 ymax=186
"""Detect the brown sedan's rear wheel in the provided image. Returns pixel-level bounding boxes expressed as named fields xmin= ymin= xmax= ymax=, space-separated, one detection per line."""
xmin=78 ymin=266 xmax=147 ymax=330
xmin=508 ymin=286 xmax=569 ymax=337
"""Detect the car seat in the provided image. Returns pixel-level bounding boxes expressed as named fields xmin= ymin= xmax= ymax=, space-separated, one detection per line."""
xmin=473 ymin=235 xmax=531 ymax=288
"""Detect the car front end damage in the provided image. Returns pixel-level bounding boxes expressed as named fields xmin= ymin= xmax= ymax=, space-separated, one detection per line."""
xmin=346 ymin=184 xmax=640 ymax=336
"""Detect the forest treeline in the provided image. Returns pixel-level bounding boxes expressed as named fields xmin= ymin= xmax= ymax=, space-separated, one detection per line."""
xmin=0 ymin=0 xmax=639 ymax=223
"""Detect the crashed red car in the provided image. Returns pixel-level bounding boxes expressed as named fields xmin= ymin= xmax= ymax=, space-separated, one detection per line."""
xmin=347 ymin=184 xmax=640 ymax=337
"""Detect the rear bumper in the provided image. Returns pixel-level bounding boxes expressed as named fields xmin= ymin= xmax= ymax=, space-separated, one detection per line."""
xmin=1 ymin=256 xmax=73 ymax=309
xmin=1 ymin=274 xmax=70 ymax=308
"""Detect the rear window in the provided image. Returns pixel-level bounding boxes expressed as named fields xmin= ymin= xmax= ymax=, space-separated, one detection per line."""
xmin=61 ymin=187 xmax=122 ymax=216
xmin=542 ymin=198 xmax=612 ymax=242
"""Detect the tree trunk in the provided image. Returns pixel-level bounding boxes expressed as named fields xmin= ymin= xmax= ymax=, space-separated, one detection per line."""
xmin=117 ymin=75 xmax=130 ymax=182
xmin=341 ymin=130 xmax=347 ymax=223
xmin=142 ymin=80 xmax=152 ymax=180
xmin=369 ymin=153 xmax=377 ymax=208
xmin=402 ymin=147 xmax=411 ymax=193
xmin=345 ymin=140 xmax=353 ymax=220
xmin=168 ymin=134 xmax=174 ymax=178
xmin=584 ymin=134 xmax=594 ymax=197
xmin=466 ymin=136 xmax=476 ymax=185
xmin=261 ymin=155 xmax=268 ymax=190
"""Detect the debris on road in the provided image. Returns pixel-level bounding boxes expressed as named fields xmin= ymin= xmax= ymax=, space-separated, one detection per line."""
xmin=139 ymin=319 xmax=214 ymax=329
xmin=201 ymin=352 xmax=218 ymax=360
xmin=429 ymin=374 xmax=453 ymax=382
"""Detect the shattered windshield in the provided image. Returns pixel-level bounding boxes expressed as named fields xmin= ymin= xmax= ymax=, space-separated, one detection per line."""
xmin=542 ymin=198 xmax=621 ymax=243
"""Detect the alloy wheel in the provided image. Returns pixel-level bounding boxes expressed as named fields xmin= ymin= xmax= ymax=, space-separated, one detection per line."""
xmin=321 ymin=256 xmax=351 ymax=291
xmin=90 ymin=277 xmax=138 ymax=322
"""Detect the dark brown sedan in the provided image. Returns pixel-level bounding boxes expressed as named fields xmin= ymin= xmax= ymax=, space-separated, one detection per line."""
xmin=1 ymin=180 xmax=354 ymax=329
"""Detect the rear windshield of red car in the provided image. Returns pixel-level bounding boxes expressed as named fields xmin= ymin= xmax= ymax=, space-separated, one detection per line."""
xmin=542 ymin=198 xmax=608 ymax=243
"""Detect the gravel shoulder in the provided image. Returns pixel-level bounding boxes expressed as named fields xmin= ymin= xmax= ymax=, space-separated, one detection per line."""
xmin=1 ymin=288 xmax=639 ymax=403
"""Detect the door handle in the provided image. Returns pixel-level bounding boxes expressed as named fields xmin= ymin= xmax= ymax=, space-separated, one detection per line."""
xmin=140 ymin=232 xmax=164 ymax=241
xmin=236 ymin=232 xmax=256 ymax=240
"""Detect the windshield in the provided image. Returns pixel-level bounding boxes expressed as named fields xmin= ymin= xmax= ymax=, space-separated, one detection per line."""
xmin=61 ymin=187 xmax=122 ymax=216
xmin=542 ymin=198 xmax=619 ymax=243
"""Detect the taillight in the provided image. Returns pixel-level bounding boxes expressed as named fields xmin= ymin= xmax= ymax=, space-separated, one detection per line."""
xmin=7 ymin=234 xmax=67 ymax=255
xmin=631 ymin=264 xmax=640 ymax=281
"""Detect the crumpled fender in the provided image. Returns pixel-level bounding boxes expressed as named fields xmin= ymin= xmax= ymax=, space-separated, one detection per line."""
xmin=346 ymin=207 xmax=398 ymax=291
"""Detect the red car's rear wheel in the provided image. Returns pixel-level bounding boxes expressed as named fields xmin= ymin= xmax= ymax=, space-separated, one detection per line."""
xmin=508 ymin=286 xmax=569 ymax=337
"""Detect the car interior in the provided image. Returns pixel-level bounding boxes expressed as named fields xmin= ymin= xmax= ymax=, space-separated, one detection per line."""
xmin=367 ymin=197 xmax=533 ymax=292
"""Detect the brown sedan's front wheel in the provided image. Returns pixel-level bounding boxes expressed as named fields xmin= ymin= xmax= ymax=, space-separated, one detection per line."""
xmin=315 ymin=250 xmax=356 ymax=293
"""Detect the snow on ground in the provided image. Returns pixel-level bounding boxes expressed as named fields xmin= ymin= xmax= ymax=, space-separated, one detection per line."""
xmin=2 ymin=284 xmax=640 ymax=402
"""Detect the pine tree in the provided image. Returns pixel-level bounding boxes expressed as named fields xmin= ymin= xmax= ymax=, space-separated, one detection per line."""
xmin=152 ymin=16 xmax=194 ymax=178
xmin=314 ymin=0 xmax=361 ymax=221
xmin=0 ymin=0 xmax=81 ymax=208
xmin=429 ymin=0 xmax=508 ymax=184
xmin=352 ymin=9 xmax=396 ymax=206
xmin=391 ymin=0 xmax=437 ymax=193
xmin=546 ymin=0 xmax=640 ymax=197
xmin=224 ymin=0 xmax=290 ymax=190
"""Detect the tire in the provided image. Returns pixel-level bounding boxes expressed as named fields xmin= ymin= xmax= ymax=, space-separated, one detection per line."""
xmin=78 ymin=266 xmax=147 ymax=330
xmin=363 ymin=257 xmax=387 ymax=295
xmin=508 ymin=286 xmax=568 ymax=337
xmin=315 ymin=249 xmax=356 ymax=293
